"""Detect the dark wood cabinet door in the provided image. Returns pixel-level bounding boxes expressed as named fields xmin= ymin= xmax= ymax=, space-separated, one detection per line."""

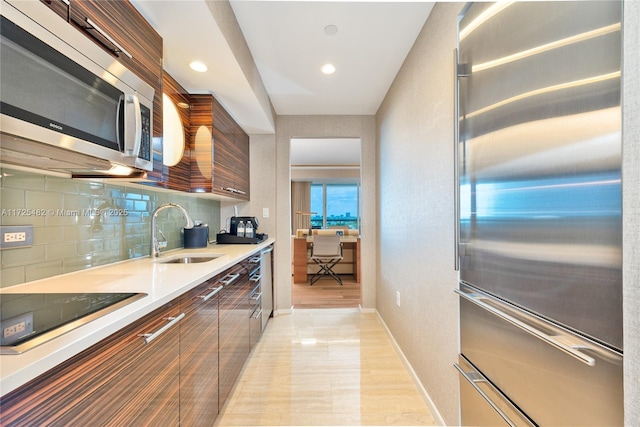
xmin=66 ymin=0 xmax=162 ymax=88
xmin=233 ymin=129 xmax=251 ymax=200
xmin=218 ymin=262 xmax=251 ymax=404
xmin=0 ymin=300 xmax=181 ymax=427
xmin=180 ymin=279 xmax=221 ymax=426
xmin=161 ymin=73 xmax=191 ymax=192
xmin=212 ymin=126 xmax=237 ymax=197
xmin=189 ymin=95 xmax=250 ymax=199
xmin=212 ymin=97 xmax=239 ymax=198
xmin=190 ymin=95 xmax=214 ymax=193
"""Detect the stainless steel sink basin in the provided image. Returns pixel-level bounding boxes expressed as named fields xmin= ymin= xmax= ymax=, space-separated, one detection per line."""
xmin=156 ymin=254 xmax=222 ymax=264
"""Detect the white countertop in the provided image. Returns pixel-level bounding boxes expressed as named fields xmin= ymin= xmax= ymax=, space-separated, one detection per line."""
xmin=0 ymin=238 xmax=275 ymax=397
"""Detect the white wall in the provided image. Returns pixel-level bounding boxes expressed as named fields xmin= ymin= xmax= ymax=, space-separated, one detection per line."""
xmin=375 ymin=3 xmax=463 ymax=425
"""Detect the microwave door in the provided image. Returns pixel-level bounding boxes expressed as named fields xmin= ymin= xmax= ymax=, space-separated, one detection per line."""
xmin=0 ymin=15 xmax=123 ymax=153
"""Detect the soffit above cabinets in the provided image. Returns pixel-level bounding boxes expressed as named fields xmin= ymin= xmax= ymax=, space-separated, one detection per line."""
xmin=130 ymin=1 xmax=435 ymax=134
xmin=130 ymin=0 xmax=275 ymax=134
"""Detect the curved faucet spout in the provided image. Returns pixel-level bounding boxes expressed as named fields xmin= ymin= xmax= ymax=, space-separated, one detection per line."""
xmin=151 ymin=203 xmax=195 ymax=257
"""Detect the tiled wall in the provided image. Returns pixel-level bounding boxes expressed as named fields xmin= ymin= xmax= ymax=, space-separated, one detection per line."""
xmin=0 ymin=167 xmax=220 ymax=288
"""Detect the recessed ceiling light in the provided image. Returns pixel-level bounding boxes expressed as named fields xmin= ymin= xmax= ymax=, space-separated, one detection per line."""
xmin=324 ymin=24 xmax=338 ymax=36
xmin=322 ymin=63 xmax=336 ymax=75
xmin=189 ymin=61 xmax=208 ymax=72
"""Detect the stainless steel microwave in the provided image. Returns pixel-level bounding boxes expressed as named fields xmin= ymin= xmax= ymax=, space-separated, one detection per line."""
xmin=0 ymin=0 xmax=154 ymax=178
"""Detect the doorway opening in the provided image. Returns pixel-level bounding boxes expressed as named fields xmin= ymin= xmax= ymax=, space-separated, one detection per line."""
xmin=290 ymin=137 xmax=362 ymax=308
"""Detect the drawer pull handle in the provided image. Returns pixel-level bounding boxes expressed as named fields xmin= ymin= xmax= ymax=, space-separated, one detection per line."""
xmin=454 ymin=363 xmax=517 ymax=427
xmin=455 ymin=289 xmax=596 ymax=366
xmin=218 ymin=273 xmax=240 ymax=286
xmin=140 ymin=313 xmax=185 ymax=344
xmin=251 ymin=308 xmax=263 ymax=319
xmin=250 ymin=273 xmax=263 ymax=282
xmin=250 ymin=292 xmax=263 ymax=302
xmin=222 ymin=187 xmax=246 ymax=195
xmin=198 ymin=286 xmax=223 ymax=301
xmin=85 ymin=18 xmax=133 ymax=59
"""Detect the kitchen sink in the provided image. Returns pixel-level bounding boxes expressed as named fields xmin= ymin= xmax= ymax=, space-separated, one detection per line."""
xmin=156 ymin=254 xmax=222 ymax=264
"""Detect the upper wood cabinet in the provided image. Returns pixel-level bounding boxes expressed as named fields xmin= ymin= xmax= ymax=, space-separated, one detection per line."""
xmin=190 ymin=95 xmax=250 ymax=200
xmin=191 ymin=95 xmax=250 ymax=200
xmin=40 ymin=0 xmax=165 ymax=183
xmin=159 ymin=73 xmax=191 ymax=192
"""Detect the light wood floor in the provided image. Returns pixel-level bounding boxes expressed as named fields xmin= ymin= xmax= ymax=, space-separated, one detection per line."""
xmin=292 ymin=275 xmax=361 ymax=309
xmin=214 ymin=309 xmax=437 ymax=426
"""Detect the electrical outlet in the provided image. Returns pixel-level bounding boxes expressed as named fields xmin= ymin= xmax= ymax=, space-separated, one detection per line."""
xmin=0 ymin=225 xmax=34 ymax=250
xmin=4 ymin=232 xmax=26 ymax=243
xmin=396 ymin=291 xmax=401 ymax=307
xmin=262 ymin=207 xmax=270 ymax=218
xmin=4 ymin=321 xmax=26 ymax=338
xmin=0 ymin=312 xmax=33 ymax=345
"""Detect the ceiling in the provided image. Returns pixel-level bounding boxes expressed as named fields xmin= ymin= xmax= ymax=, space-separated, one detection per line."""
xmin=230 ymin=1 xmax=434 ymax=117
xmin=131 ymin=0 xmax=435 ymax=134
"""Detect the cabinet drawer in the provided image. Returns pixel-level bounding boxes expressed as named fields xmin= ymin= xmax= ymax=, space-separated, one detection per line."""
xmin=0 ymin=300 xmax=182 ymax=426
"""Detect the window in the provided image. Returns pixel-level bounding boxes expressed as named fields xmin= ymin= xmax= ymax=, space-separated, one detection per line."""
xmin=310 ymin=183 xmax=360 ymax=230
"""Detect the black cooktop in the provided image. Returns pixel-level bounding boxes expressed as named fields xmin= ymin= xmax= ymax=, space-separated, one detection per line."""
xmin=0 ymin=292 xmax=146 ymax=353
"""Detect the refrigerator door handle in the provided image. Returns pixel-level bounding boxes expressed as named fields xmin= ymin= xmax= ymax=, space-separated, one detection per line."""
xmin=455 ymin=288 xmax=596 ymax=366
xmin=453 ymin=48 xmax=462 ymax=271
xmin=454 ymin=363 xmax=518 ymax=427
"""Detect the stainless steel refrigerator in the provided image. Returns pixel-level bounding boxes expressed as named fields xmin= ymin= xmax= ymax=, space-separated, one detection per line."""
xmin=454 ymin=2 xmax=623 ymax=425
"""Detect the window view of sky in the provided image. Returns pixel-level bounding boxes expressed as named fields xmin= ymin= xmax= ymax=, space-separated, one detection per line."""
xmin=311 ymin=184 xmax=359 ymax=228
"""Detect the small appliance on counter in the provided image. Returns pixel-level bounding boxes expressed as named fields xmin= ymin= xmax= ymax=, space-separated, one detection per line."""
xmin=184 ymin=222 xmax=209 ymax=248
xmin=217 ymin=216 xmax=267 ymax=244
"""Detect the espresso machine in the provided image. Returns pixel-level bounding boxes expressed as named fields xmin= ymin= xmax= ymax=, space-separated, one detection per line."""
xmin=217 ymin=216 xmax=266 ymax=244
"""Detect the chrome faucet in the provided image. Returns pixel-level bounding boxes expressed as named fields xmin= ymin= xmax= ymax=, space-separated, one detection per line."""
xmin=151 ymin=203 xmax=195 ymax=257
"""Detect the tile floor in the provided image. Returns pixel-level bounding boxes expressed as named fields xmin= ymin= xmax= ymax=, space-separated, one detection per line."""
xmin=214 ymin=308 xmax=437 ymax=426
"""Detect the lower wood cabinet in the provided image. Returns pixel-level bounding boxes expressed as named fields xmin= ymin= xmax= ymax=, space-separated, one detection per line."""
xmin=0 ymin=299 xmax=182 ymax=427
xmin=180 ymin=277 xmax=222 ymax=426
xmin=0 ymin=256 xmax=262 ymax=427
xmin=218 ymin=261 xmax=251 ymax=405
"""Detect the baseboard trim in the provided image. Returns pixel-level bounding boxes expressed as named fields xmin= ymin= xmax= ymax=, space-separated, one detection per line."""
xmin=274 ymin=308 xmax=293 ymax=316
xmin=359 ymin=305 xmax=376 ymax=313
xmin=375 ymin=311 xmax=446 ymax=426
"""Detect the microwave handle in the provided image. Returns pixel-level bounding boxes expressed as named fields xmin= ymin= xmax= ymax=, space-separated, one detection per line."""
xmin=116 ymin=95 xmax=124 ymax=152
xmin=125 ymin=93 xmax=142 ymax=158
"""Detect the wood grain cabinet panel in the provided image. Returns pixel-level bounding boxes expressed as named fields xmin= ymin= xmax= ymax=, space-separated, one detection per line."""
xmin=160 ymin=73 xmax=191 ymax=192
xmin=218 ymin=262 xmax=251 ymax=404
xmin=180 ymin=278 xmax=221 ymax=425
xmin=189 ymin=94 xmax=250 ymax=200
xmin=0 ymin=300 xmax=181 ymax=427
xmin=234 ymin=130 xmax=251 ymax=199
